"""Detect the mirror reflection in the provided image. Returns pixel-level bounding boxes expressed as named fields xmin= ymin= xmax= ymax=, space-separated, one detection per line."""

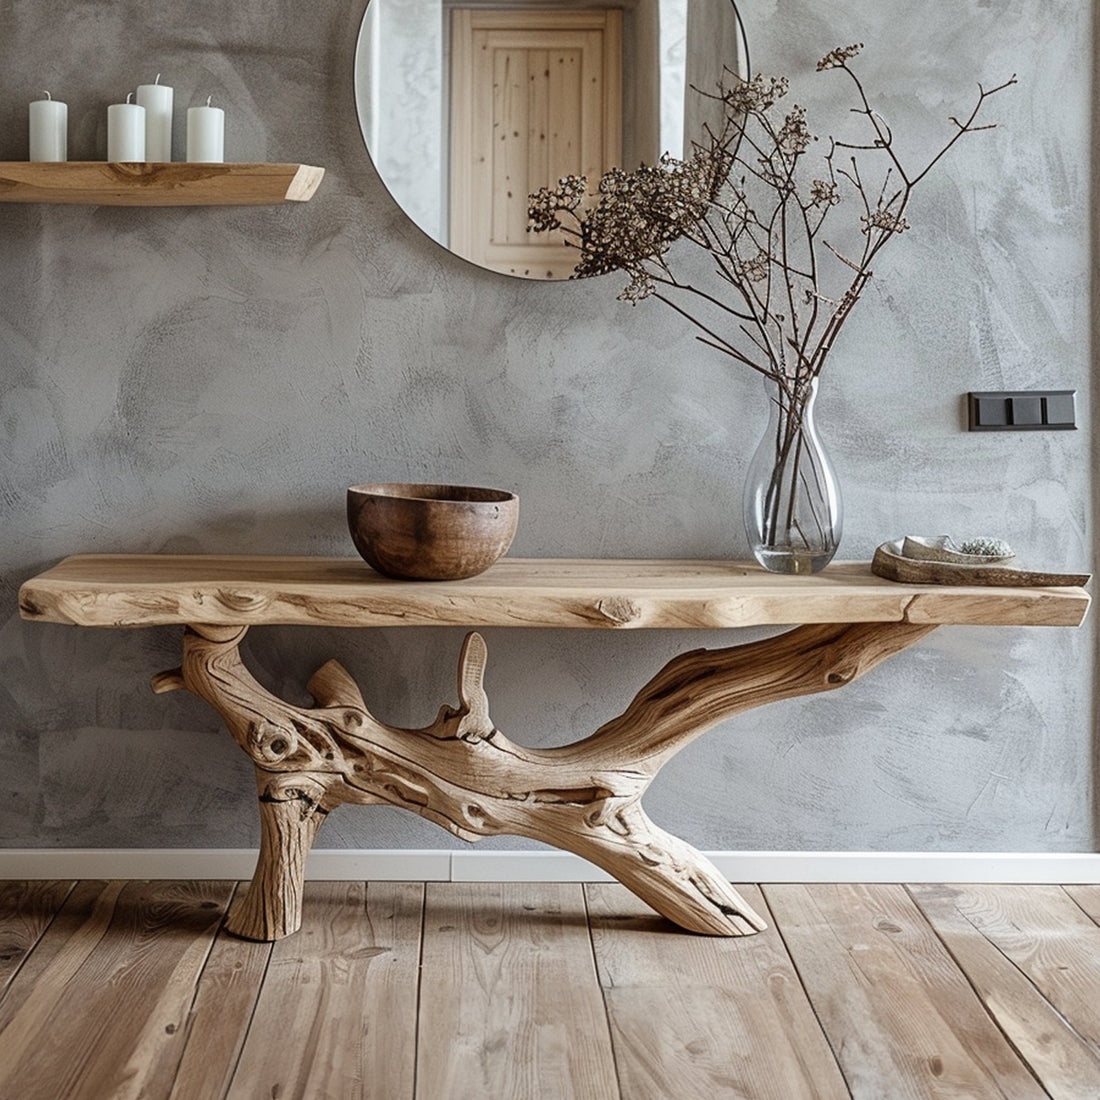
xmin=355 ymin=1 xmax=748 ymax=280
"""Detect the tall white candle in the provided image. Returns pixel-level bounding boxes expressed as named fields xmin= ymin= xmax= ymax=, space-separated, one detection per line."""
xmin=186 ymin=96 xmax=225 ymax=163
xmin=136 ymin=74 xmax=173 ymax=162
xmin=108 ymin=93 xmax=146 ymax=161
xmin=29 ymin=92 xmax=67 ymax=162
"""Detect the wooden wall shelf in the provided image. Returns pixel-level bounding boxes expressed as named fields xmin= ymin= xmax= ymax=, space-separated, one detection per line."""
xmin=0 ymin=161 xmax=324 ymax=206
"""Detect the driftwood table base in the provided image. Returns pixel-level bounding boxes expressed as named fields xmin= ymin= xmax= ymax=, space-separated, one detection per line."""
xmin=20 ymin=555 xmax=1089 ymax=943
xmin=153 ymin=619 xmax=935 ymax=941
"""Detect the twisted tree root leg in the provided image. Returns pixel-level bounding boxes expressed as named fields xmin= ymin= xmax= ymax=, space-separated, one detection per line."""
xmin=225 ymin=773 xmax=329 ymax=941
xmin=156 ymin=620 xmax=935 ymax=940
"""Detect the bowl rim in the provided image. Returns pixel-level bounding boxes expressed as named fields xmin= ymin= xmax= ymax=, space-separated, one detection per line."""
xmin=347 ymin=482 xmax=518 ymax=505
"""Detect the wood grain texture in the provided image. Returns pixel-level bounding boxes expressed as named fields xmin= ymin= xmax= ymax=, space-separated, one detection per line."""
xmin=168 ymin=885 xmax=272 ymax=1100
xmin=585 ymin=882 xmax=849 ymax=1099
xmin=162 ymin=620 xmax=937 ymax=940
xmin=763 ymin=883 xmax=1048 ymax=1099
xmin=228 ymin=881 xmax=423 ymax=1100
xmin=225 ymin=776 xmax=330 ymax=941
xmin=1065 ymin=883 xmax=1100 ymax=924
xmin=0 ymin=881 xmax=73 ymax=999
xmin=417 ymin=882 xmax=618 ymax=1100
xmin=909 ymin=884 xmax=1100 ymax=1099
xmin=0 ymin=880 xmax=1096 ymax=1097
xmin=169 ymin=620 xmax=768 ymax=938
xmin=0 ymin=880 xmax=231 ymax=1100
xmin=0 ymin=161 xmax=323 ymax=204
xmin=18 ymin=554 xmax=1090 ymax=628
xmin=17 ymin=554 xmax=1087 ymax=945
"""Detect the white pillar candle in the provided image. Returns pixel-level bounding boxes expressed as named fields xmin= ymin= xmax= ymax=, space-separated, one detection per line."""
xmin=29 ymin=92 xmax=67 ymax=162
xmin=108 ymin=93 xmax=146 ymax=161
xmin=136 ymin=74 xmax=173 ymax=162
xmin=186 ymin=97 xmax=225 ymax=163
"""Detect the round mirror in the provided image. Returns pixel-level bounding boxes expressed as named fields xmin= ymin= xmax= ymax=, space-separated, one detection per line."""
xmin=355 ymin=0 xmax=749 ymax=280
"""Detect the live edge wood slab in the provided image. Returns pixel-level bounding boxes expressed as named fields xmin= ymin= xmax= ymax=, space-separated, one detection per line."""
xmin=0 ymin=162 xmax=324 ymax=205
xmin=20 ymin=555 xmax=1090 ymax=942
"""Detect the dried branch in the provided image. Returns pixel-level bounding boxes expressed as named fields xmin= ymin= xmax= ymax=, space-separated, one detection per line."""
xmin=528 ymin=44 xmax=1014 ymax=389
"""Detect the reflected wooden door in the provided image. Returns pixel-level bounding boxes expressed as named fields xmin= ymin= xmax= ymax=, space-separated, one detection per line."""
xmin=450 ymin=9 xmax=622 ymax=279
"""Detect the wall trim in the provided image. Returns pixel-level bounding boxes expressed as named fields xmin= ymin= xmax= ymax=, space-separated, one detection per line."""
xmin=3 ymin=849 xmax=1098 ymax=884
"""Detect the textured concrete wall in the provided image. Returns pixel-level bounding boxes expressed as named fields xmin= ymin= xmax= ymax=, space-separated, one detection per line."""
xmin=0 ymin=0 xmax=1093 ymax=854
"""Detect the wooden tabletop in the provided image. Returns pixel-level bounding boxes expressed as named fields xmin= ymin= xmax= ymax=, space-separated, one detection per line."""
xmin=17 ymin=555 xmax=1090 ymax=630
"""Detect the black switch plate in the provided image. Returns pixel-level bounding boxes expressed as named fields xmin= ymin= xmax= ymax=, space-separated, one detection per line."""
xmin=967 ymin=390 xmax=1077 ymax=431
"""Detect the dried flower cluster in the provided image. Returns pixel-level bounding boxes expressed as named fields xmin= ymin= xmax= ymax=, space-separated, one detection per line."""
xmin=816 ymin=43 xmax=864 ymax=71
xmin=530 ymin=148 xmax=729 ymax=301
xmin=528 ymin=46 xmax=1016 ymax=403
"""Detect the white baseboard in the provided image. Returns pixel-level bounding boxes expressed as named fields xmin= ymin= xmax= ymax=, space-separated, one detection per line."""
xmin=2 ymin=849 xmax=1099 ymax=884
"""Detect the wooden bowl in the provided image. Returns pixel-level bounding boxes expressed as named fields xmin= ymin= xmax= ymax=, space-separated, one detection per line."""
xmin=347 ymin=483 xmax=518 ymax=580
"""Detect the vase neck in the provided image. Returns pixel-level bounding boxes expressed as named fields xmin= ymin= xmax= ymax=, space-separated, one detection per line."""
xmin=765 ymin=376 xmax=818 ymax=429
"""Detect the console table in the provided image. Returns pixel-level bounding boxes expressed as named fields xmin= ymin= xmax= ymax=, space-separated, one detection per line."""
xmin=19 ymin=555 xmax=1090 ymax=942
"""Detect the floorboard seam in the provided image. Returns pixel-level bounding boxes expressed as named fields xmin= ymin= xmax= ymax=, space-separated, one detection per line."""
xmin=581 ymin=884 xmax=624 ymax=1100
xmin=758 ymin=883 xmax=856 ymax=1100
xmin=0 ymin=880 xmax=78 ymax=1009
xmin=902 ymin=884 xmax=1054 ymax=1098
xmin=1060 ymin=884 xmax=1100 ymax=930
xmin=411 ymin=880 xmax=428 ymax=1100
xmin=219 ymin=881 xmax=275 ymax=1100
xmin=165 ymin=882 xmax=232 ymax=1097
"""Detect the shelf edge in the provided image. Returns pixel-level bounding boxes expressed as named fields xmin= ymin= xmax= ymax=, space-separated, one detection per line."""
xmin=0 ymin=161 xmax=325 ymax=206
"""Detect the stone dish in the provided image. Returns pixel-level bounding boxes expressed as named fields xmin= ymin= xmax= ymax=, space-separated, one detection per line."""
xmin=347 ymin=483 xmax=518 ymax=580
xmin=872 ymin=539 xmax=1090 ymax=587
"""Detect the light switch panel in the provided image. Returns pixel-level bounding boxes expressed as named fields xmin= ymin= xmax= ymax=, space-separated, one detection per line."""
xmin=967 ymin=390 xmax=1076 ymax=431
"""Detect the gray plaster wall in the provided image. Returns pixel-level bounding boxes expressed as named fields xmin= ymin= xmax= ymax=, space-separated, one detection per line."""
xmin=0 ymin=0 xmax=1094 ymax=855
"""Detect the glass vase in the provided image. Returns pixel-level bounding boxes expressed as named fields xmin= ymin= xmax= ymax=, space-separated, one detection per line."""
xmin=742 ymin=377 xmax=842 ymax=574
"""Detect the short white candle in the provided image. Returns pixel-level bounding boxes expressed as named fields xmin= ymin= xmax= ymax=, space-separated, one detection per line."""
xmin=108 ymin=93 xmax=146 ymax=161
xmin=29 ymin=92 xmax=67 ymax=162
xmin=136 ymin=74 xmax=173 ymax=162
xmin=186 ymin=97 xmax=225 ymax=163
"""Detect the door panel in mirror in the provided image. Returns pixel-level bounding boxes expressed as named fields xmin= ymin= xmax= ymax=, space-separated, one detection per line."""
xmin=451 ymin=10 xmax=622 ymax=277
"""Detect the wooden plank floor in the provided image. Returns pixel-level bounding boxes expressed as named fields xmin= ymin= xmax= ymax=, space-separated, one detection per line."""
xmin=1 ymin=880 xmax=1099 ymax=1098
